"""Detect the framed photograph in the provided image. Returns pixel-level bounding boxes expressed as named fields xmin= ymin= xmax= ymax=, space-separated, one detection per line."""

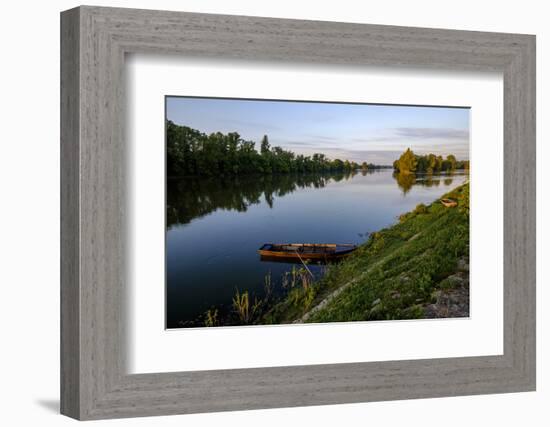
xmin=164 ymin=97 xmax=471 ymax=330
xmin=61 ymin=6 xmax=536 ymax=420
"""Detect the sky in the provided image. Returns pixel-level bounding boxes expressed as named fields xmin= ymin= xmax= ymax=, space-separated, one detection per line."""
xmin=166 ymin=97 xmax=470 ymax=165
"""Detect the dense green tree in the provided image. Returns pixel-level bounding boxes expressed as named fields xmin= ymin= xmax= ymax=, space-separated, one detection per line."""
xmin=396 ymin=148 xmax=418 ymax=174
xmin=426 ymin=153 xmax=437 ymax=174
xmin=416 ymin=155 xmax=428 ymax=173
xmin=445 ymin=154 xmax=457 ymax=171
xmin=392 ymin=148 xmax=467 ymax=175
xmin=461 ymin=160 xmax=470 ymax=170
xmin=167 ymin=121 xmax=375 ymax=177
xmin=260 ymin=135 xmax=270 ymax=154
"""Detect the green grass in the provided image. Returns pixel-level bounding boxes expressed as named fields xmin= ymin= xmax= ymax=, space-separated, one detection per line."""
xmin=262 ymin=183 xmax=469 ymax=324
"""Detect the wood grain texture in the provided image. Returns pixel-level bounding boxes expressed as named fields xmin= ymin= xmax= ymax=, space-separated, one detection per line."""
xmin=60 ymin=7 xmax=80 ymax=419
xmin=60 ymin=5 xmax=536 ymax=420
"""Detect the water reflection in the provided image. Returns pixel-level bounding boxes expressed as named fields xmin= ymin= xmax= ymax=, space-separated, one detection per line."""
xmin=166 ymin=169 xmax=468 ymax=327
xmin=393 ymin=171 xmax=465 ymax=194
xmin=167 ymin=170 xmax=360 ymax=228
xmin=168 ymin=170 xmax=467 ymax=227
xmin=393 ymin=172 xmax=417 ymax=194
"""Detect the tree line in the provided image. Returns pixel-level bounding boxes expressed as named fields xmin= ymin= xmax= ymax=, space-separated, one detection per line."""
xmin=392 ymin=148 xmax=469 ymax=174
xmin=167 ymin=121 xmax=372 ymax=176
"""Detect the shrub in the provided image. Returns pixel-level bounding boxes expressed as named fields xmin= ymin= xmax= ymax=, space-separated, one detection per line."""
xmin=204 ymin=308 xmax=219 ymax=327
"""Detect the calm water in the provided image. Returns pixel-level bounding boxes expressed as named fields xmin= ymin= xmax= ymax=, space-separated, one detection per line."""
xmin=166 ymin=169 xmax=467 ymax=328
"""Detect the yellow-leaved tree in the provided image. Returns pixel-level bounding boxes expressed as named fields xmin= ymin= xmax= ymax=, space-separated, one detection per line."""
xmin=397 ymin=148 xmax=417 ymax=174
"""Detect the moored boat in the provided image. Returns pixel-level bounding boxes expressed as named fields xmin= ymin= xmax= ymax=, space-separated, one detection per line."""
xmin=258 ymin=243 xmax=357 ymax=261
xmin=440 ymin=198 xmax=458 ymax=208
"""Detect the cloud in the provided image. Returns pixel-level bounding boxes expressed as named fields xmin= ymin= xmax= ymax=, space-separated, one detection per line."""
xmin=394 ymin=127 xmax=469 ymax=140
xmin=279 ymin=140 xmax=318 ymax=147
xmin=274 ymin=134 xmax=341 ymax=147
xmin=351 ymin=127 xmax=469 ymax=145
xmin=305 ymin=135 xmax=340 ymax=141
xmin=217 ymin=118 xmax=282 ymax=132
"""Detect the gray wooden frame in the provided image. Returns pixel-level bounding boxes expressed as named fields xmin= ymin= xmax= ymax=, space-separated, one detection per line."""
xmin=60 ymin=5 xmax=536 ymax=420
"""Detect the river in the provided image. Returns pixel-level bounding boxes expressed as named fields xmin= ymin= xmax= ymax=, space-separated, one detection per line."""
xmin=166 ymin=169 xmax=468 ymax=328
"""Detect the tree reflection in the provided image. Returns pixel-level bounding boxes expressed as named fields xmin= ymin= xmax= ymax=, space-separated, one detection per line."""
xmin=167 ymin=171 xmax=355 ymax=228
xmin=360 ymin=169 xmax=376 ymax=177
xmin=168 ymin=170 xmax=467 ymax=228
xmin=393 ymin=172 xmax=416 ymax=194
xmin=393 ymin=172 xmax=466 ymax=194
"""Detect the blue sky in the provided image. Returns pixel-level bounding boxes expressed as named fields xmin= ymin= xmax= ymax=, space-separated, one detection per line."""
xmin=166 ymin=97 xmax=470 ymax=165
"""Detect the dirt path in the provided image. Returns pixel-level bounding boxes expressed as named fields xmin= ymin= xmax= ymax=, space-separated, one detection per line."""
xmin=295 ymin=252 xmax=393 ymax=323
xmin=296 ymin=231 xmax=431 ymax=323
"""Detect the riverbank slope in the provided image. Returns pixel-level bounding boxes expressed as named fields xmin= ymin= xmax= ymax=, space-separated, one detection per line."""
xmin=263 ymin=182 xmax=470 ymax=324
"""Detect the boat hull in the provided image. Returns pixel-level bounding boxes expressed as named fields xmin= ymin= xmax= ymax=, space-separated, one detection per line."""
xmin=440 ymin=198 xmax=458 ymax=208
xmin=258 ymin=243 xmax=357 ymax=261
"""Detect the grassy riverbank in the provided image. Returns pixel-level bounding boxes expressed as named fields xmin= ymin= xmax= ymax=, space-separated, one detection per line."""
xmin=262 ymin=182 xmax=470 ymax=324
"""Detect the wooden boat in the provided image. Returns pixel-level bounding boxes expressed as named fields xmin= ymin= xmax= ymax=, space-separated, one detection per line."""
xmin=258 ymin=243 xmax=357 ymax=261
xmin=440 ymin=198 xmax=458 ymax=208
